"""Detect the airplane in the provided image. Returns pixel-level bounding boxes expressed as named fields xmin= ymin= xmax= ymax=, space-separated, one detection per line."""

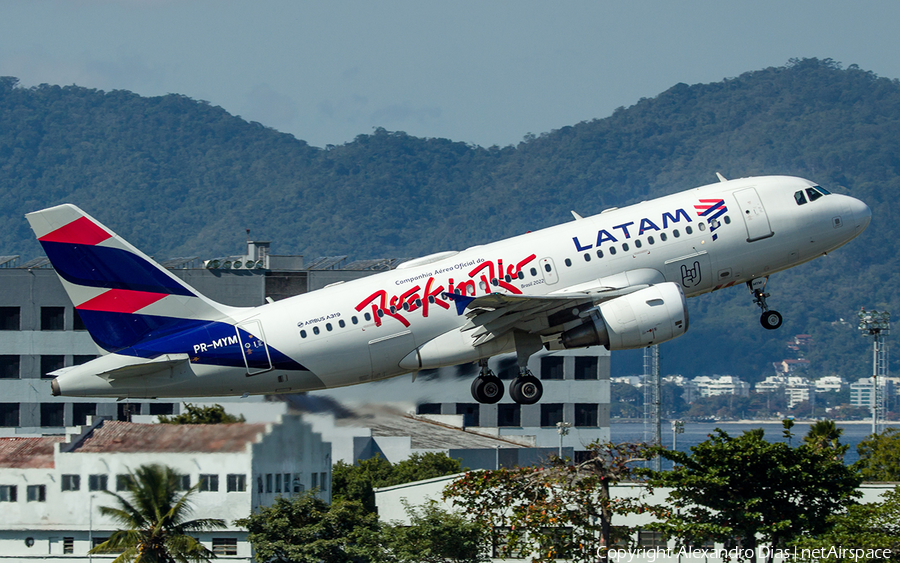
xmin=28 ymin=174 xmax=871 ymax=404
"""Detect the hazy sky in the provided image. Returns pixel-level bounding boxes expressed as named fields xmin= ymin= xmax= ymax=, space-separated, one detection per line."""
xmin=2 ymin=1 xmax=900 ymax=148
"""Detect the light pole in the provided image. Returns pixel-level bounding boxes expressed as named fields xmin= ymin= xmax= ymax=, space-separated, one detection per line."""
xmin=88 ymin=493 xmax=94 ymax=563
xmin=858 ymin=308 xmax=891 ymax=435
xmin=671 ymin=419 xmax=684 ymax=452
xmin=556 ymin=421 xmax=571 ymax=458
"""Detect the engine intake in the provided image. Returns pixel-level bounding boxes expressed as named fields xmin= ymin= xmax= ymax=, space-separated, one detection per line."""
xmin=560 ymin=282 xmax=688 ymax=350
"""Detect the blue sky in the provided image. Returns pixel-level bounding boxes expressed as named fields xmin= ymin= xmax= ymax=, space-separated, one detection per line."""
xmin=2 ymin=1 xmax=899 ymax=148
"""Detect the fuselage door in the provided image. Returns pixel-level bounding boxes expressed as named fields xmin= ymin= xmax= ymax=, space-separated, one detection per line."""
xmin=539 ymin=257 xmax=559 ymax=285
xmin=733 ymin=187 xmax=774 ymax=242
xmin=237 ymin=319 xmax=273 ymax=375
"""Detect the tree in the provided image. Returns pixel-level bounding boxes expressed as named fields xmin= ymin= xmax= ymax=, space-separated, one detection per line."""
xmin=332 ymin=452 xmax=463 ymax=513
xmin=90 ymin=464 xmax=226 ymax=563
xmin=645 ymin=429 xmax=861 ymax=563
xmin=444 ymin=442 xmax=649 ymax=563
xmin=803 ymin=419 xmax=849 ymax=460
xmin=235 ymin=493 xmax=385 ymax=563
xmin=853 ymin=427 xmax=900 ymax=481
xmin=383 ymin=501 xmax=486 ymax=563
xmin=158 ymin=403 xmax=245 ymax=424
xmin=791 ymin=486 xmax=900 ymax=563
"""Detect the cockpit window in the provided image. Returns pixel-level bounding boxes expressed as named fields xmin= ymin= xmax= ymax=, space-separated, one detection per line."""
xmin=794 ymin=190 xmax=807 ymax=205
xmin=813 ymin=185 xmax=831 ymax=195
xmin=806 ymin=187 xmax=824 ymax=202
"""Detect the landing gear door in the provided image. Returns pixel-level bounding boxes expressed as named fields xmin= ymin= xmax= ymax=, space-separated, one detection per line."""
xmin=664 ymin=251 xmax=713 ymax=294
xmin=733 ymin=187 xmax=774 ymax=242
xmin=237 ymin=320 xmax=273 ymax=376
xmin=539 ymin=257 xmax=559 ymax=285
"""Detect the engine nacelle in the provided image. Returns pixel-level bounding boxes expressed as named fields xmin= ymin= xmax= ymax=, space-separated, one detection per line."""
xmin=560 ymin=282 xmax=688 ymax=350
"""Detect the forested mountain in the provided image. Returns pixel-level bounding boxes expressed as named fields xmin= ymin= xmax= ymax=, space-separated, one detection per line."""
xmin=1 ymin=58 xmax=897 ymax=382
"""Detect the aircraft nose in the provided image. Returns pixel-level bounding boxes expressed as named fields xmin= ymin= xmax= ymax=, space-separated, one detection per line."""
xmin=850 ymin=197 xmax=872 ymax=231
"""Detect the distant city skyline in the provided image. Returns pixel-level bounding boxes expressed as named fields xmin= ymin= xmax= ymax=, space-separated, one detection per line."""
xmin=3 ymin=1 xmax=900 ymax=148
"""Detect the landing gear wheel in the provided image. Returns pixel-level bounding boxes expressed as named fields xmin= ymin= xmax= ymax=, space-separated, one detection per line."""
xmin=471 ymin=375 xmax=504 ymax=404
xmin=760 ymin=310 xmax=783 ymax=330
xmin=510 ymin=374 xmax=543 ymax=405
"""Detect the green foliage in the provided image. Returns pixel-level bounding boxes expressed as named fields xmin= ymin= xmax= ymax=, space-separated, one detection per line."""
xmin=644 ymin=428 xmax=861 ymax=562
xmin=331 ymin=452 xmax=463 ymax=513
xmin=383 ymin=501 xmax=486 ymax=563
xmin=157 ymin=403 xmax=245 ymax=424
xmin=235 ymin=494 xmax=385 ymax=563
xmin=2 ymin=58 xmax=899 ymax=380
xmin=90 ymin=464 xmax=226 ymax=563
xmin=803 ymin=419 xmax=849 ymax=460
xmin=791 ymin=486 xmax=900 ymax=563
xmin=853 ymin=427 xmax=900 ymax=481
xmin=443 ymin=442 xmax=649 ymax=563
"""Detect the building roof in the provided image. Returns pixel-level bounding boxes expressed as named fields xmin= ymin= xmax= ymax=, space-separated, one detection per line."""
xmin=73 ymin=421 xmax=267 ymax=454
xmin=0 ymin=437 xmax=64 ymax=468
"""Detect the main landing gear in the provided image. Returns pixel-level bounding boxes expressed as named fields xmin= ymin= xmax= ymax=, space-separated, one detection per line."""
xmin=470 ymin=359 xmax=544 ymax=405
xmin=749 ymin=277 xmax=783 ymax=330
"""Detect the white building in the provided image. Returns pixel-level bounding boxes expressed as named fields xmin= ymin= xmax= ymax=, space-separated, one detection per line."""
xmin=692 ymin=375 xmax=750 ymax=398
xmin=0 ymin=414 xmax=330 ymax=561
xmin=755 ymin=375 xmax=812 ymax=409
xmin=662 ymin=375 xmax=699 ymax=403
xmin=813 ymin=375 xmax=848 ymax=393
xmin=850 ymin=377 xmax=895 ymax=410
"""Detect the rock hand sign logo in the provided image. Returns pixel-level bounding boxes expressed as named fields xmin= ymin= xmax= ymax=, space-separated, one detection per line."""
xmin=680 ymin=261 xmax=702 ymax=288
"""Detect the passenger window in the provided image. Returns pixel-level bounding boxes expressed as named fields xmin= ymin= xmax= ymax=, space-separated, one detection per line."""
xmin=530 ymin=267 xmax=538 ymax=277
xmin=596 ymin=249 xmax=604 ymax=258
xmin=724 ymin=216 xmax=731 ymax=224
xmin=622 ymin=243 xmax=629 ymax=251
xmin=352 ymin=316 xmax=358 ymax=325
xmin=583 ymin=253 xmax=591 ymax=262
xmin=673 ymin=229 xmax=680 ymax=238
xmin=634 ymin=239 xmax=642 ymax=248
xmin=609 ymin=247 xmax=617 ymax=255
xmin=564 ymin=258 xmax=572 ymax=267
xmin=806 ymin=188 xmax=823 ymax=202
xmin=686 ymin=226 xmax=693 ymax=235
xmin=339 ymin=319 xmax=345 ymax=328
xmin=300 ymin=330 xmax=307 ymax=338
xmin=660 ymin=233 xmax=668 ymax=242
xmin=544 ymin=264 xmax=552 ymax=273
xmin=794 ymin=190 xmax=807 ymax=205
xmin=517 ymin=271 xmax=525 ymax=280
xmin=648 ymin=236 xmax=655 ymax=245
xmin=312 ymin=326 xmax=320 ymax=335
xmin=364 ymin=312 xmax=371 ymax=321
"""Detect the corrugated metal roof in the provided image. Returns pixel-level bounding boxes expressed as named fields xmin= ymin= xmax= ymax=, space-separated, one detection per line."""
xmin=73 ymin=421 xmax=268 ymax=454
xmin=0 ymin=437 xmax=64 ymax=468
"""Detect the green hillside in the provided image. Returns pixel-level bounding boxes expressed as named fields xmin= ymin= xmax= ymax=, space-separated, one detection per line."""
xmin=1 ymin=58 xmax=896 ymax=382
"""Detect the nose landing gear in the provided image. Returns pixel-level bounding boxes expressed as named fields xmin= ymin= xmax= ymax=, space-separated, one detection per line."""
xmin=749 ymin=277 xmax=783 ymax=330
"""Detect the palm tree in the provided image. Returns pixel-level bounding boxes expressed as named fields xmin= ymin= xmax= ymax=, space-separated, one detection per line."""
xmin=803 ymin=419 xmax=849 ymax=460
xmin=90 ymin=464 xmax=226 ymax=563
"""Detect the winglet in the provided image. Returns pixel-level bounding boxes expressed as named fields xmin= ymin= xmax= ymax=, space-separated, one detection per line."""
xmin=442 ymin=292 xmax=476 ymax=315
xmin=716 ymin=172 xmax=727 ymax=183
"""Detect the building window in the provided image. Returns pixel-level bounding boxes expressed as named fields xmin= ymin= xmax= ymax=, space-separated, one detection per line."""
xmin=61 ymin=475 xmax=80 ymax=492
xmin=416 ymin=403 xmax=441 ymax=415
xmin=540 ymin=356 xmax=564 ymax=380
xmin=497 ymin=404 xmax=521 ymax=427
xmin=0 ymin=355 xmax=19 ymax=379
xmin=311 ymin=472 xmax=318 ymax=490
xmin=63 ymin=537 xmax=75 ymax=554
xmin=40 ymin=403 xmax=65 ymax=427
xmin=73 ymin=354 xmax=96 ymax=365
xmin=638 ymin=530 xmax=667 ymax=548
xmin=89 ymin=474 xmax=108 ymax=491
xmin=116 ymin=475 xmax=134 ymax=491
xmin=0 ymin=404 xmax=19 ymax=427
xmin=0 ymin=485 xmax=16 ymax=502
xmin=176 ymin=475 xmax=190 ymax=490
xmin=41 ymin=355 xmax=65 ymax=378
xmin=227 ymin=474 xmax=247 ymax=492
xmin=574 ymin=357 xmax=598 ymax=380
xmin=456 ymin=403 xmax=480 ymax=427
xmin=92 ymin=537 xmax=109 ymax=549
xmin=540 ymin=404 xmax=564 ymax=427
xmin=72 ymin=403 xmax=96 ymax=426
xmin=26 ymin=485 xmax=46 ymax=502
xmin=118 ymin=402 xmax=140 ymax=421
xmin=200 ymin=474 xmax=219 ymax=492
xmin=41 ymin=307 xmax=65 ymax=330
xmin=0 ymin=307 xmax=20 ymax=330
xmin=257 ymin=476 xmax=263 ymax=494
xmin=293 ymin=476 xmax=303 ymax=493
xmin=265 ymin=474 xmax=272 ymax=493
xmin=575 ymin=404 xmax=599 ymax=427
xmin=320 ymin=473 xmax=327 ymax=492
xmin=148 ymin=403 xmax=174 ymax=416
xmin=283 ymin=473 xmax=291 ymax=493
xmin=73 ymin=309 xmax=87 ymax=331
xmin=212 ymin=538 xmax=238 ymax=556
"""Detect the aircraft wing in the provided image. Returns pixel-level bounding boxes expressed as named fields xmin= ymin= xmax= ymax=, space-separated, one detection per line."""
xmin=444 ymin=268 xmax=666 ymax=347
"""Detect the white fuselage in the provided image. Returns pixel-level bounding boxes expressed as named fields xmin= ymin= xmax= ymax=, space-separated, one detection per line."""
xmin=53 ymin=175 xmax=871 ymax=397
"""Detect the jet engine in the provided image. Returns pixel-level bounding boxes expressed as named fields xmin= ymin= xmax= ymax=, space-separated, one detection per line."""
xmin=560 ymin=282 xmax=688 ymax=350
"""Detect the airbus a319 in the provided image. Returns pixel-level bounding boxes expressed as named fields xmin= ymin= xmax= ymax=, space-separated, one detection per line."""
xmin=28 ymin=174 xmax=870 ymax=404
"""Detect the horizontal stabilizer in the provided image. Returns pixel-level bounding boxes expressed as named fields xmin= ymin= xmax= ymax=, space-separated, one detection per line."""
xmin=51 ymin=353 xmax=190 ymax=382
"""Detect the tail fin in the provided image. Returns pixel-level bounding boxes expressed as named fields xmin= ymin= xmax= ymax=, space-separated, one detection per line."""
xmin=26 ymin=204 xmax=241 ymax=353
